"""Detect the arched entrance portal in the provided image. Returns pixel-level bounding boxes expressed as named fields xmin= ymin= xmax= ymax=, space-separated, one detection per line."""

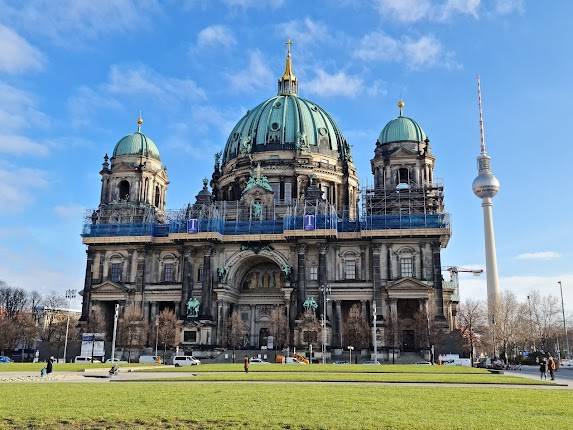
xmin=232 ymin=255 xmax=290 ymax=348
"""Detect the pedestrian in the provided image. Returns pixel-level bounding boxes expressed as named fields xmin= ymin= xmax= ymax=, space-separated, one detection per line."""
xmin=547 ymin=355 xmax=556 ymax=381
xmin=243 ymin=355 xmax=250 ymax=374
xmin=46 ymin=356 xmax=54 ymax=375
xmin=539 ymin=357 xmax=547 ymax=380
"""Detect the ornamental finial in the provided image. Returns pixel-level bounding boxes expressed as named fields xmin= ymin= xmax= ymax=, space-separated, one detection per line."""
xmin=397 ymin=99 xmax=405 ymax=116
xmin=137 ymin=111 xmax=143 ymax=132
xmin=278 ymin=39 xmax=298 ymax=95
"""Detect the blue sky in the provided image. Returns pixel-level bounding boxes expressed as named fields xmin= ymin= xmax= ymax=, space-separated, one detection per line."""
xmin=0 ymin=0 xmax=571 ymax=312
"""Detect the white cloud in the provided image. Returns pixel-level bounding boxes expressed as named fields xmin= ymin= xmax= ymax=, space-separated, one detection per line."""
xmin=515 ymin=251 xmax=561 ymax=261
xmin=366 ymin=79 xmax=388 ymax=97
xmin=354 ymin=32 xmax=460 ymax=69
xmin=277 ymin=18 xmax=329 ymax=47
xmin=227 ymin=50 xmax=274 ymax=92
xmin=0 ymin=24 xmax=44 ymax=73
xmin=68 ymin=86 xmax=123 ymax=128
xmin=105 ymin=65 xmax=206 ymax=101
xmin=54 ymin=203 xmax=85 ymax=219
xmin=306 ymin=69 xmax=364 ymax=97
xmin=0 ymin=161 xmax=49 ymax=213
xmin=374 ymin=0 xmax=480 ymax=22
xmin=494 ymin=0 xmax=524 ymax=14
xmin=0 ymin=0 xmax=161 ymax=47
xmin=196 ymin=25 xmax=236 ymax=49
xmin=0 ymin=81 xmax=48 ymax=131
xmin=0 ymin=134 xmax=49 ymax=156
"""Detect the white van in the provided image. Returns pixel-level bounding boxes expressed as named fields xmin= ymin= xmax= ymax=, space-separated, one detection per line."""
xmin=74 ymin=356 xmax=101 ymax=363
xmin=172 ymin=355 xmax=201 ymax=367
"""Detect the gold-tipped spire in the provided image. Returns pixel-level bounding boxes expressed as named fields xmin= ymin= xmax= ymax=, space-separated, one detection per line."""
xmin=397 ymin=99 xmax=405 ymax=116
xmin=137 ymin=111 xmax=143 ymax=132
xmin=278 ymin=39 xmax=298 ymax=95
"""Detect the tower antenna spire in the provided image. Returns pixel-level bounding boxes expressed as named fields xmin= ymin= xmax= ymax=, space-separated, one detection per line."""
xmin=278 ymin=39 xmax=297 ymax=95
xmin=137 ymin=111 xmax=143 ymax=133
xmin=477 ymin=75 xmax=486 ymax=155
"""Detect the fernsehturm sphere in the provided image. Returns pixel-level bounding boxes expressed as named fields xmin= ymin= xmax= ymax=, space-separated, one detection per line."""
xmin=472 ymin=76 xmax=501 ymax=324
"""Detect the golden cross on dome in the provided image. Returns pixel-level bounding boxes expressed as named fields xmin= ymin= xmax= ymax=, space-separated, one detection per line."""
xmin=285 ymin=38 xmax=294 ymax=56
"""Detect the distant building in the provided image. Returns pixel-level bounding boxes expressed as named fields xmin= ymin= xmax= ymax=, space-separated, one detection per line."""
xmin=79 ymin=45 xmax=454 ymax=361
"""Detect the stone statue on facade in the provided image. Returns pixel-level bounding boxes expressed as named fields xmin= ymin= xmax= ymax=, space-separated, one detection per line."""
xmin=186 ymin=297 xmax=200 ymax=318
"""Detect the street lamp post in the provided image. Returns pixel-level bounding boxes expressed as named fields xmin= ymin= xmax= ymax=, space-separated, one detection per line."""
xmin=63 ymin=289 xmax=76 ymax=363
xmin=154 ymin=317 xmax=160 ymax=358
xmin=373 ymin=302 xmax=378 ymax=364
xmin=558 ymin=281 xmax=569 ymax=359
xmin=348 ymin=345 xmax=354 ymax=365
xmin=320 ymin=285 xmax=331 ymax=364
xmin=110 ymin=304 xmax=119 ymax=362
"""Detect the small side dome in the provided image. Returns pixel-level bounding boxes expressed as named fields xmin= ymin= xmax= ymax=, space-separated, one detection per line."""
xmin=112 ymin=114 xmax=160 ymax=160
xmin=377 ymin=100 xmax=427 ymax=145
xmin=113 ymin=132 xmax=160 ymax=160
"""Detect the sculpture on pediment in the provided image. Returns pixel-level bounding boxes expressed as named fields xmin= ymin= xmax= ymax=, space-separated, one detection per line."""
xmin=186 ymin=297 xmax=200 ymax=318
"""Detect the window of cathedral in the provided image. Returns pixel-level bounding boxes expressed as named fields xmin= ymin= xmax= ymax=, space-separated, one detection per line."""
xmin=118 ymin=180 xmax=130 ymax=201
xmin=397 ymin=168 xmax=410 ymax=186
xmin=309 ymin=266 xmax=318 ymax=281
xmin=163 ymin=263 xmax=175 ymax=282
xmin=183 ymin=330 xmax=197 ymax=343
xmin=110 ymin=262 xmax=122 ymax=283
xmin=344 ymin=258 xmax=356 ymax=280
xmin=154 ymin=186 xmax=160 ymax=207
xmin=197 ymin=266 xmax=203 ymax=283
xmin=400 ymin=257 xmax=414 ymax=278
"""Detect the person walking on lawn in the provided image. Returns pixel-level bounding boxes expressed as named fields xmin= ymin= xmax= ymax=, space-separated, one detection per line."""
xmin=547 ymin=355 xmax=556 ymax=380
xmin=243 ymin=356 xmax=250 ymax=374
xmin=539 ymin=357 xmax=547 ymax=380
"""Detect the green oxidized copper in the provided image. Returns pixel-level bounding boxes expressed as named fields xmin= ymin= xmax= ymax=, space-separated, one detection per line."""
xmin=186 ymin=297 xmax=200 ymax=318
xmin=303 ymin=297 xmax=318 ymax=312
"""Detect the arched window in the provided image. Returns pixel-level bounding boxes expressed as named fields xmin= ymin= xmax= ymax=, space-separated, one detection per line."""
xmin=154 ymin=186 xmax=160 ymax=207
xmin=397 ymin=168 xmax=410 ymax=185
xmin=118 ymin=180 xmax=130 ymax=201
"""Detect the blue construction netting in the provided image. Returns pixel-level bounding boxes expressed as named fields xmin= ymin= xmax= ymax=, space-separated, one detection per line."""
xmin=82 ymin=213 xmax=449 ymax=238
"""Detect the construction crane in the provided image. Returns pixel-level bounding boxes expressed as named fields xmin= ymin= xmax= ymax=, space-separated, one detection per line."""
xmin=443 ymin=266 xmax=484 ymax=302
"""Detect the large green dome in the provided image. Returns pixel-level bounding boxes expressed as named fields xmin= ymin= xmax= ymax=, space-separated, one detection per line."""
xmin=222 ymin=94 xmax=350 ymax=163
xmin=378 ymin=115 xmax=427 ymax=145
xmin=113 ymin=131 xmax=160 ymax=160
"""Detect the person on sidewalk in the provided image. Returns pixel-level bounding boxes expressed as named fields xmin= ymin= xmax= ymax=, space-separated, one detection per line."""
xmin=46 ymin=356 xmax=54 ymax=376
xmin=243 ymin=356 xmax=250 ymax=374
xmin=547 ymin=355 xmax=556 ymax=381
xmin=539 ymin=357 xmax=547 ymax=380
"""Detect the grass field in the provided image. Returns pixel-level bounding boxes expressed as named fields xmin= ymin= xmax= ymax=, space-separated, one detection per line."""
xmin=131 ymin=371 xmax=546 ymax=385
xmin=1 ymin=382 xmax=572 ymax=429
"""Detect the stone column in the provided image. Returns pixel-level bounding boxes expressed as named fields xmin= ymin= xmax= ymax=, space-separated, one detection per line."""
xmin=318 ymin=243 xmax=328 ymax=317
xmin=371 ymin=244 xmax=382 ymax=319
xmin=200 ymin=246 xmax=213 ymax=319
xmin=135 ymin=247 xmax=147 ymax=315
xmin=296 ymin=244 xmax=306 ymax=316
xmin=126 ymin=250 xmax=134 ymax=284
xmin=432 ymin=244 xmax=445 ymax=319
xmin=390 ymin=246 xmax=399 ymax=280
xmin=380 ymin=244 xmax=388 ymax=280
xmin=80 ymin=250 xmax=94 ymax=321
xmin=422 ymin=243 xmax=433 ymax=281
xmin=216 ymin=300 xmax=224 ymax=345
xmin=361 ymin=300 xmax=368 ymax=319
xmin=415 ymin=246 xmax=422 ymax=279
xmin=390 ymin=299 xmax=399 ymax=349
xmin=179 ymin=247 xmax=193 ymax=318
xmin=335 ymin=301 xmax=343 ymax=348
xmin=250 ymin=305 xmax=256 ymax=347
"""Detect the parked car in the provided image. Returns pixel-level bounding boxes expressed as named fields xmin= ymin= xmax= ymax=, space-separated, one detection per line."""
xmin=139 ymin=355 xmax=161 ymax=364
xmin=334 ymin=360 xmax=349 ymax=365
xmin=74 ymin=356 xmax=101 ymax=363
xmin=284 ymin=357 xmax=305 ymax=364
xmin=105 ymin=358 xmax=128 ymax=364
xmin=172 ymin=355 xmax=201 ymax=367
xmin=250 ymin=358 xmax=270 ymax=364
xmin=0 ymin=356 xmax=12 ymax=363
xmin=363 ymin=360 xmax=382 ymax=365
xmin=416 ymin=361 xmax=432 ymax=365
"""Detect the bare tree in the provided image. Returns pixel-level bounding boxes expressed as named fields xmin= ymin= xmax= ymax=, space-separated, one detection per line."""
xmin=528 ymin=290 xmax=561 ymax=353
xmin=153 ymin=309 xmax=179 ymax=362
xmin=458 ymin=299 xmax=487 ymax=365
xmin=344 ymin=304 xmax=370 ymax=352
xmin=0 ymin=283 xmax=28 ymax=319
xmin=225 ymin=310 xmax=247 ymax=362
xmin=40 ymin=292 xmax=68 ymax=342
xmin=269 ymin=306 xmax=288 ymax=349
xmin=29 ymin=290 xmax=43 ymax=322
xmin=300 ymin=309 xmax=321 ymax=350
xmin=118 ymin=304 xmax=145 ymax=362
xmin=0 ymin=315 xmax=19 ymax=355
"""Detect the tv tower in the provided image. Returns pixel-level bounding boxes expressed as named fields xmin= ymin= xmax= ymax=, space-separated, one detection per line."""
xmin=472 ymin=76 xmax=501 ymax=324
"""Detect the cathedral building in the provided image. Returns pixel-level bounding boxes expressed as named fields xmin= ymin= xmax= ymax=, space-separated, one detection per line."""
xmin=79 ymin=45 xmax=453 ymax=361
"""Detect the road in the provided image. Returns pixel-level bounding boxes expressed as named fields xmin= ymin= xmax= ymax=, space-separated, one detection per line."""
xmin=505 ymin=365 xmax=573 ymax=387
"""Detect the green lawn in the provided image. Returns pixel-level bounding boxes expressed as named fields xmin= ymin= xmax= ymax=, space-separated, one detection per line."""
xmin=0 ymin=362 xmax=152 ymax=372
xmin=1 ymin=382 xmax=571 ymax=429
xmin=137 ymin=363 xmax=491 ymax=374
xmin=132 ymin=371 xmax=546 ymax=385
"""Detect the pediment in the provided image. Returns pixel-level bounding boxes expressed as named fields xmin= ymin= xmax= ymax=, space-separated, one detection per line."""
xmin=90 ymin=281 xmax=131 ymax=293
xmin=388 ymin=146 xmax=419 ymax=158
xmin=386 ymin=277 xmax=432 ymax=291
